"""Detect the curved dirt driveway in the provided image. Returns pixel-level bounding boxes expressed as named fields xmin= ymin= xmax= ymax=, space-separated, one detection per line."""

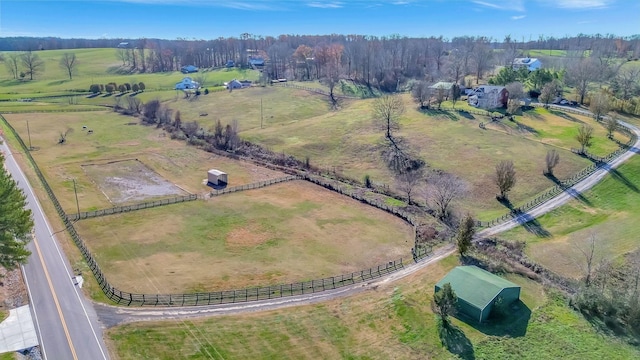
xmin=95 ymin=118 xmax=640 ymax=327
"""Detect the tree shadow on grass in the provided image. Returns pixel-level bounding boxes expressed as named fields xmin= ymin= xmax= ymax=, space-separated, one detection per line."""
xmin=550 ymin=109 xmax=584 ymax=123
xmin=463 ymin=300 xmax=532 ymax=337
xmin=545 ymin=173 xmax=592 ymax=206
xmin=498 ymin=197 xmax=551 ymax=237
xmin=599 ymin=163 xmax=640 ymax=193
xmin=438 ymin=323 xmax=475 ymax=360
xmin=421 ymin=108 xmax=459 ymax=121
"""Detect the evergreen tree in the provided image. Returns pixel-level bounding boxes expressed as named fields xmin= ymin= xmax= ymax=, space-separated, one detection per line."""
xmin=456 ymin=215 xmax=475 ymax=256
xmin=0 ymin=153 xmax=33 ymax=271
xmin=432 ymin=283 xmax=458 ymax=328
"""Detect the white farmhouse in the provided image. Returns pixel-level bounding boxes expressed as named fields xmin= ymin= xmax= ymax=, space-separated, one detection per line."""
xmin=175 ymin=77 xmax=200 ymax=90
xmin=512 ymin=57 xmax=542 ymax=71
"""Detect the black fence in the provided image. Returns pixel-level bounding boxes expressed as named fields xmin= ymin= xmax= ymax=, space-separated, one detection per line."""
xmin=210 ymin=175 xmax=299 ymax=196
xmin=104 ymin=259 xmax=405 ymax=306
xmin=0 ymin=107 xmax=106 ymax=114
xmin=1 ymin=113 xmax=431 ymax=306
xmin=477 ymin=121 xmax=638 ymax=228
xmin=67 ymin=194 xmax=199 ymax=221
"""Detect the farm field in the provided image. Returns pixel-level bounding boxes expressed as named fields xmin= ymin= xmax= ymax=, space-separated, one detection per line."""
xmin=106 ymin=255 xmax=640 ymax=360
xmin=4 ymin=112 xmax=286 ymax=213
xmin=0 ymin=48 xmax=258 ymax=95
xmin=498 ymin=155 xmax=640 ymax=279
xmin=73 ymin=180 xmax=414 ymax=293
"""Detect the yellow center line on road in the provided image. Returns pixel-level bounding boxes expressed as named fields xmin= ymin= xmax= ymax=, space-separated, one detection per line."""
xmin=33 ymin=233 xmax=79 ymax=360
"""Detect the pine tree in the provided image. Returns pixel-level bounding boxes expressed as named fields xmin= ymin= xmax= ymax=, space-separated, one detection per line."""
xmin=432 ymin=283 xmax=458 ymax=328
xmin=456 ymin=215 xmax=475 ymax=256
xmin=0 ymin=153 xmax=33 ymax=272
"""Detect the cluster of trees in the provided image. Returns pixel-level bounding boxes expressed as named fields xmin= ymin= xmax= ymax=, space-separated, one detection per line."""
xmin=90 ymin=81 xmax=145 ymax=94
xmin=573 ymin=238 xmax=640 ymax=342
xmin=1 ymin=51 xmax=80 ymax=81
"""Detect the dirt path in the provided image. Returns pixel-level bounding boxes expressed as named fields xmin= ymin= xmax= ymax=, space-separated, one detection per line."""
xmin=91 ymin=118 xmax=640 ymax=326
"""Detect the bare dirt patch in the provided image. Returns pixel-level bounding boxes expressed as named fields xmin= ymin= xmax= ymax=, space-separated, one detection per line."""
xmin=82 ymin=159 xmax=188 ymax=205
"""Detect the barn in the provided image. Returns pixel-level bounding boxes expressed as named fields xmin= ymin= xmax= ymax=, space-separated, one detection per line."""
xmin=207 ymin=169 xmax=228 ymax=185
xmin=435 ymin=266 xmax=521 ymax=323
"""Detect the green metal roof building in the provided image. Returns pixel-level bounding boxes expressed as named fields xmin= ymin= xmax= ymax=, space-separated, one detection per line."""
xmin=435 ymin=266 xmax=521 ymax=323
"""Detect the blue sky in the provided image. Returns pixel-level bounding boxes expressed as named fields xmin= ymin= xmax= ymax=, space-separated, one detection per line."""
xmin=0 ymin=0 xmax=637 ymax=40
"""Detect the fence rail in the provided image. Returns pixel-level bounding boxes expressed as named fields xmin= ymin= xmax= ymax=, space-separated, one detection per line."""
xmin=67 ymin=194 xmax=198 ymax=221
xmin=1 ymin=112 xmax=430 ymax=306
xmin=477 ymin=120 xmax=637 ymax=228
xmin=210 ymin=175 xmax=299 ymax=196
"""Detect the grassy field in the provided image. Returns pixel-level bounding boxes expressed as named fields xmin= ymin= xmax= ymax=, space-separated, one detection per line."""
xmin=0 ymin=48 xmax=258 ymax=95
xmin=74 ymin=180 xmax=414 ymax=293
xmin=106 ymin=255 xmax=640 ymax=360
xmin=498 ymin=155 xmax=640 ymax=278
xmin=4 ymin=112 xmax=287 ymax=212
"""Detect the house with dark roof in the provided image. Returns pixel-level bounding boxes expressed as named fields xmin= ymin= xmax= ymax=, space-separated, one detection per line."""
xmin=468 ymin=85 xmax=509 ymax=109
xmin=181 ymin=65 xmax=199 ymax=74
xmin=435 ymin=266 xmax=521 ymax=323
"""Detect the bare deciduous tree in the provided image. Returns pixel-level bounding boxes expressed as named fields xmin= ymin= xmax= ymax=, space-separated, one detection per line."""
xmin=495 ymin=160 xmax=516 ymax=200
xmin=4 ymin=53 xmax=20 ymax=80
xmin=411 ymin=81 xmax=432 ymax=108
xmin=425 ymin=172 xmax=467 ymax=220
xmin=565 ymin=57 xmax=599 ymax=104
xmin=471 ymin=38 xmax=494 ymax=84
xmin=589 ymin=91 xmax=611 ymax=121
xmin=576 ymin=124 xmax=594 ymax=154
xmin=544 ymin=149 xmax=560 ymax=176
xmin=396 ymin=169 xmax=423 ymax=204
xmin=58 ymin=128 xmax=74 ymax=144
xmin=575 ymin=234 xmax=600 ymax=287
xmin=20 ymin=50 xmax=44 ymax=80
xmin=604 ymin=115 xmax=618 ymax=139
xmin=59 ymin=53 xmax=78 ymax=80
xmin=374 ymin=95 xmax=404 ymax=141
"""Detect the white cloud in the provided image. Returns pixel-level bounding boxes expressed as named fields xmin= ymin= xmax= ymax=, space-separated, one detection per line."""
xmin=472 ymin=0 xmax=525 ymax=11
xmin=538 ymin=0 xmax=613 ymax=8
xmin=307 ymin=1 xmax=343 ymax=8
xmin=511 ymin=15 xmax=526 ymax=20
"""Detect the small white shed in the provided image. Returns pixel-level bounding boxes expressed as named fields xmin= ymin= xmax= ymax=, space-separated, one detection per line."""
xmin=207 ymin=169 xmax=228 ymax=185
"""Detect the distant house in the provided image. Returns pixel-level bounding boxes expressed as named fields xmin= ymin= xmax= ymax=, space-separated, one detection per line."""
xmin=468 ymin=85 xmax=509 ymax=109
xmin=226 ymin=60 xmax=235 ymax=68
xmin=181 ymin=65 xmax=199 ymax=74
xmin=224 ymin=79 xmax=252 ymax=90
xmin=429 ymin=81 xmax=455 ymax=92
xmin=248 ymin=56 xmax=265 ymax=68
xmin=512 ymin=57 xmax=542 ymax=71
xmin=435 ymin=266 xmax=521 ymax=323
xmin=117 ymin=42 xmax=129 ymax=48
xmin=175 ymin=77 xmax=200 ymax=90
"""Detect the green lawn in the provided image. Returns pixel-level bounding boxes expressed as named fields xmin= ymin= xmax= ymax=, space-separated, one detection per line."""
xmin=0 ymin=48 xmax=258 ymax=95
xmin=106 ymin=255 xmax=640 ymax=359
xmin=498 ymin=155 xmax=640 ymax=278
xmin=74 ymin=180 xmax=414 ymax=293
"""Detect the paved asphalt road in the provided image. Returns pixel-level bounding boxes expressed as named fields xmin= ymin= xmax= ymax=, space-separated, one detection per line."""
xmin=1 ymin=139 xmax=110 ymax=360
xmin=1 ymin=106 xmax=638 ymax=359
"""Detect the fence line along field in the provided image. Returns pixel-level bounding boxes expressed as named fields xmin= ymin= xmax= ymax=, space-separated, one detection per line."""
xmin=4 ymin=112 xmax=287 ymax=212
xmin=73 ymin=180 xmax=414 ymax=293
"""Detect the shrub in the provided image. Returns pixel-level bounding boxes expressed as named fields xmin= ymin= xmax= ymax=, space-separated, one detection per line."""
xmin=132 ymin=83 xmax=139 ymax=92
xmin=105 ymin=84 xmax=115 ymax=93
xmin=528 ymin=89 xmax=541 ymax=98
xmin=138 ymin=82 xmax=146 ymax=91
xmin=204 ymin=88 xmax=209 ymax=95
xmin=124 ymin=83 xmax=132 ymax=91
xmin=89 ymin=84 xmax=100 ymax=93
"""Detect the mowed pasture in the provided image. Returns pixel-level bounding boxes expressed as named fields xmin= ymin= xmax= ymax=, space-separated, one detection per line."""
xmin=106 ymin=255 xmax=640 ymax=360
xmin=73 ymin=180 xmax=414 ymax=293
xmin=4 ymin=112 xmax=287 ymax=213
xmin=499 ymin=155 xmax=640 ymax=279
xmin=168 ymin=87 xmax=619 ymax=219
xmin=0 ymin=48 xmax=258 ymax=96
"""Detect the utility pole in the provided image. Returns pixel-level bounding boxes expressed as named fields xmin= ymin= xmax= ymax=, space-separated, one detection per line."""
xmin=26 ymin=120 xmax=32 ymax=150
xmin=260 ymin=97 xmax=263 ymax=129
xmin=73 ymin=179 xmax=80 ymax=216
